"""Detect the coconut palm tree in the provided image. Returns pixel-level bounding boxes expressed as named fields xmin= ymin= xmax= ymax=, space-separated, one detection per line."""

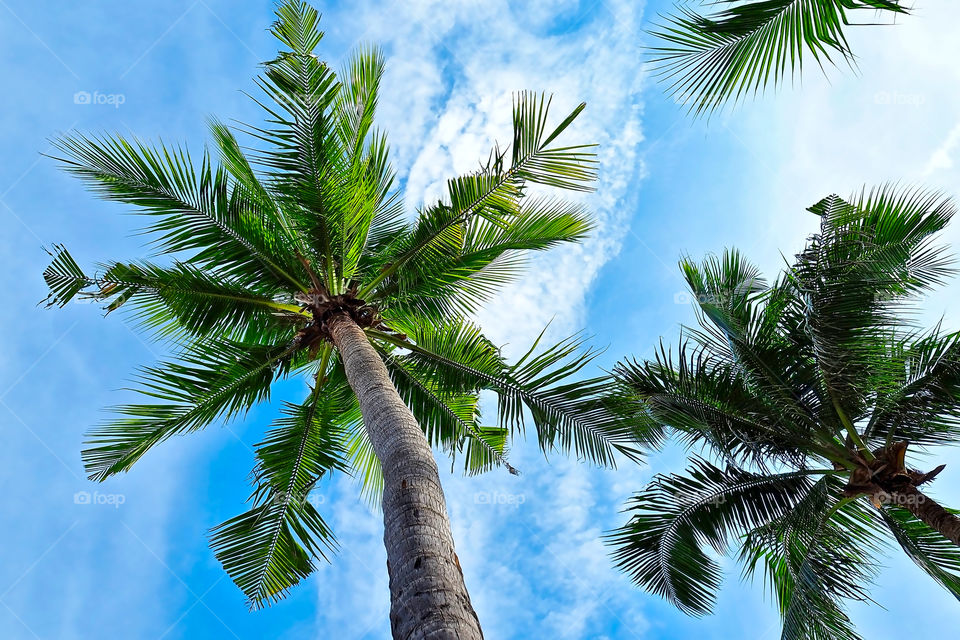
xmin=41 ymin=3 xmax=642 ymax=638
xmin=649 ymin=0 xmax=909 ymax=115
xmin=606 ymin=186 xmax=960 ymax=639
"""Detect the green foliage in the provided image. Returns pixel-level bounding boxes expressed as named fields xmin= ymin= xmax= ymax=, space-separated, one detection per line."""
xmin=44 ymin=0 xmax=637 ymax=609
xmin=606 ymin=459 xmax=817 ymax=615
xmin=739 ymin=478 xmax=880 ymax=640
xmin=83 ymin=340 xmax=295 ymax=482
xmin=609 ymin=185 xmax=960 ymax=638
xmin=649 ymin=0 xmax=908 ymax=115
xmin=879 ymin=506 xmax=960 ymax=599
xmin=211 ymin=372 xmax=351 ymax=608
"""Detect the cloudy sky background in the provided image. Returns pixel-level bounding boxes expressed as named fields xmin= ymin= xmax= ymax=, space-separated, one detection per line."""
xmin=1 ymin=0 xmax=959 ymax=638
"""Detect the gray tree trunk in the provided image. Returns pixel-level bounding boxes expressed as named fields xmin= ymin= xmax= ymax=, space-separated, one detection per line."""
xmin=327 ymin=312 xmax=484 ymax=640
xmin=894 ymin=484 xmax=960 ymax=546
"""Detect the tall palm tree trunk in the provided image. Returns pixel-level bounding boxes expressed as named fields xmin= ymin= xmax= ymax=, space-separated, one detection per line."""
xmin=327 ymin=312 xmax=484 ymax=640
xmin=893 ymin=485 xmax=960 ymax=546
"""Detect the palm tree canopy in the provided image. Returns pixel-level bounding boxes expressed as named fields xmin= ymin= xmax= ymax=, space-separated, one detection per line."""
xmin=43 ymin=0 xmax=644 ymax=609
xmin=650 ymin=0 xmax=908 ymax=115
xmin=607 ymin=185 xmax=960 ymax=640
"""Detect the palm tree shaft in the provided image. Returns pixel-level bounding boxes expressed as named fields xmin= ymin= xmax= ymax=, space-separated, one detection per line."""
xmin=328 ymin=313 xmax=483 ymax=639
xmin=894 ymin=485 xmax=960 ymax=546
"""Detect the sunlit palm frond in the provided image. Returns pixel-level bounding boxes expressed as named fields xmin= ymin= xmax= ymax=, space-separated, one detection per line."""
xmin=51 ymin=133 xmax=308 ymax=291
xmin=650 ymin=0 xmax=908 ymax=115
xmin=43 ymin=245 xmax=305 ymax=342
xmin=375 ymin=320 xmax=646 ymax=467
xmin=211 ymin=369 xmax=350 ymax=608
xmin=82 ymin=340 xmax=294 ymax=481
xmin=377 ymin=196 xmax=592 ymax=319
xmin=356 ymin=91 xmax=596 ymax=301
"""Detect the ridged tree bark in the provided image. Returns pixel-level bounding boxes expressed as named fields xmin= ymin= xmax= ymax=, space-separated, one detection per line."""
xmin=894 ymin=484 xmax=960 ymax=546
xmin=327 ymin=312 xmax=484 ymax=639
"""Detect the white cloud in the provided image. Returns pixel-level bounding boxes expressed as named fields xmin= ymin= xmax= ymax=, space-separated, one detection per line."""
xmin=922 ymin=120 xmax=960 ymax=176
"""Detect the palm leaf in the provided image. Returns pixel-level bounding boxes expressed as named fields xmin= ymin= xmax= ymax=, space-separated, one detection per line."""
xmin=356 ymin=91 xmax=596 ymax=300
xmin=380 ymin=348 xmax=515 ymax=475
xmin=606 ymin=459 xmax=819 ymax=615
xmin=739 ymin=479 xmax=880 ymax=640
xmin=880 ymin=505 xmax=960 ymax=600
xmin=376 ymin=196 xmax=592 ymax=319
xmin=211 ymin=375 xmax=349 ymax=608
xmin=866 ymin=327 xmax=960 ymax=447
xmin=51 ymin=133 xmax=307 ymax=291
xmin=650 ymin=0 xmax=908 ymax=115
xmin=43 ymin=245 xmax=306 ymax=342
xmin=791 ymin=187 xmax=954 ymax=430
xmin=373 ymin=320 xmax=645 ymax=467
xmin=82 ymin=340 xmax=294 ymax=481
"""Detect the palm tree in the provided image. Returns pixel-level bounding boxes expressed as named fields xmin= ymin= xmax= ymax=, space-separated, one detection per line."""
xmin=649 ymin=0 xmax=909 ymax=115
xmin=41 ymin=3 xmax=642 ymax=637
xmin=606 ymin=186 xmax=960 ymax=639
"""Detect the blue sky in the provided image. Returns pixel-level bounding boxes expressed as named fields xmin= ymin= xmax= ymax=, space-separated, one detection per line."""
xmin=2 ymin=1 xmax=960 ymax=638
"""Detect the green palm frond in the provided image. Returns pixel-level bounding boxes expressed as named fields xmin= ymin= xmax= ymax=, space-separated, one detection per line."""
xmin=211 ymin=374 xmax=349 ymax=609
xmin=374 ymin=320 xmax=645 ymax=467
xmin=356 ymin=91 xmax=596 ymax=301
xmin=340 ymin=408 xmax=382 ymax=505
xmin=43 ymin=245 xmax=305 ymax=342
xmin=242 ymin=2 xmax=345 ymax=292
xmin=606 ymin=459 xmax=820 ymax=615
xmin=679 ymin=251 xmax=829 ymax=437
xmin=739 ymin=479 xmax=880 ymax=640
xmin=615 ymin=342 xmax=822 ymax=468
xmin=866 ymin=327 xmax=960 ymax=447
xmin=381 ymin=351 xmax=513 ymax=475
xmin=51 ymin=134 xmax=308 ymax=291
xmin=461 ymin=425 xmax=511 ymax=476
xmin=378 ymin=196 xmax=592 ymax=319
xmin=82 ymin=340 xmax=293 ymax=481
xmin=791 ymin=187 xmax=954 ymax=431
xmin=880 ymin=506 xmax=960 ymax=600
xmin=650 ymin=0 xmax=909 ymax=115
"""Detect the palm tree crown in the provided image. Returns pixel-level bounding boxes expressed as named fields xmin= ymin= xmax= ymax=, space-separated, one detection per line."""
xmin=43 ymin=1 xmax=641 ymax=610
xmin=607 ymin=186 xmax=960 ymax=639
xmin=650 ymin=0 xmax=908 ymax=115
